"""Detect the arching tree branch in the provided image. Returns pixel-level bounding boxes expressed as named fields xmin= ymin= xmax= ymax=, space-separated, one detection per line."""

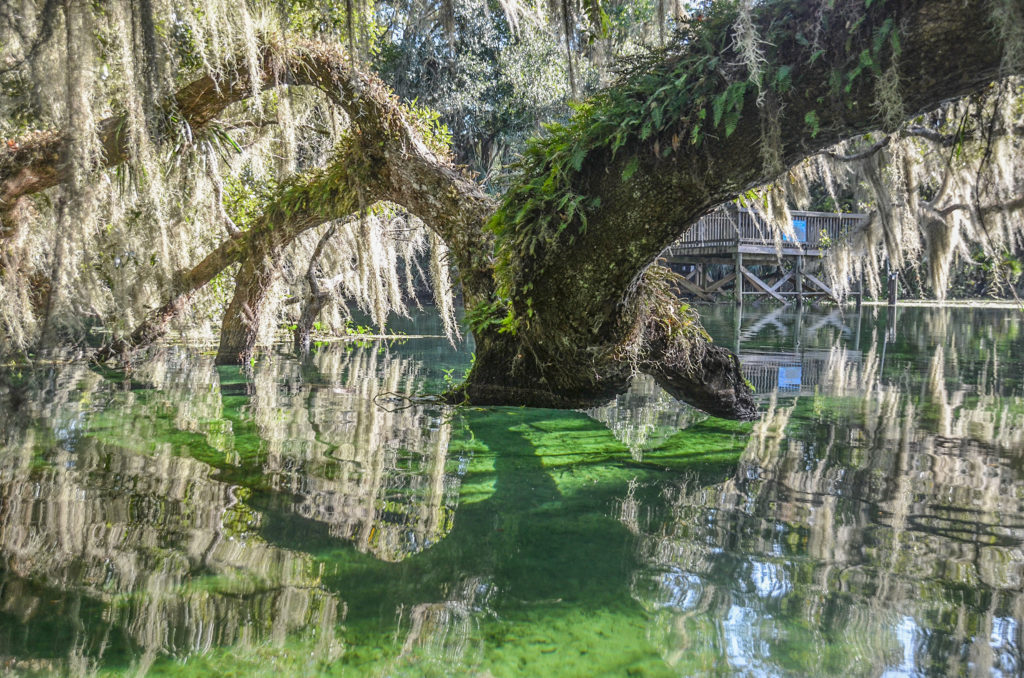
xmin=461 ymin=0 xmax=1021 ymax=417
xmin=91 ymin=49 xmax=497 ymax=363
xmin=0 ymin=40 xmax=494 ymax=363
xmin=1 ymin=40 xmax=497 ymax=276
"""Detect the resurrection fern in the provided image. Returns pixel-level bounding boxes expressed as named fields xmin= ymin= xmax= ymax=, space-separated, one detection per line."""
xmin=489 ymin=3 xmax=746 ymax=320
xmin=488 ymin=0 xmax=902 ymax=333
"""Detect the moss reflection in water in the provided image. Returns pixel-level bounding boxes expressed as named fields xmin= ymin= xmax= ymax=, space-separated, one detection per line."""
xmin=1 ymin=308 xmax=1024 ymax=676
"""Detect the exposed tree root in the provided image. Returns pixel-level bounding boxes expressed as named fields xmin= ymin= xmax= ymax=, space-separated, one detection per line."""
xmin=642 ymin=322 xmax=757 ymax=421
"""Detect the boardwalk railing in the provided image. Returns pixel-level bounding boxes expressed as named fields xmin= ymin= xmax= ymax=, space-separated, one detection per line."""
xmin=668 ymin=207 xmax=867 ymax=253
xmin=741 ymin=348 xmax=862 ymax=397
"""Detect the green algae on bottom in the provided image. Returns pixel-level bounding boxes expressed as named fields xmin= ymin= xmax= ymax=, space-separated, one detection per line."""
xmin=3 ymin=307 xmax=1024 ymax=677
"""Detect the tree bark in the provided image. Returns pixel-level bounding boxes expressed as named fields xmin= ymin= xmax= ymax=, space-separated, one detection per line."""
xmin=216 ymin=253 xmax=278 ymax=365
xmin=293 ymin=223 xmax=338 ymax=355
xmin=294 ymin=293 xmax=328 ymax=355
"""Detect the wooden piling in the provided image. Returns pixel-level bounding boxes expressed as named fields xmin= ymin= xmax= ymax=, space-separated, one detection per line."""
xmin=795 ymin=256 xmax=804 ymax=307
xmin=735 ymin=251 xmax=743 ymax=306
xmin=887 ymin=262 xmax=898 ymax=306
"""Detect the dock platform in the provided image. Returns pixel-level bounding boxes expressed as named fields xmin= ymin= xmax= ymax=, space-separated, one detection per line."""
xmin=664 ymin=207 xmax=866 ymax=304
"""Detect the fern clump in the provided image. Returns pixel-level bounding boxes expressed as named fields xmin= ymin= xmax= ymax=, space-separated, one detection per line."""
xmin=486 ymin=0 xmax=902 ymax=335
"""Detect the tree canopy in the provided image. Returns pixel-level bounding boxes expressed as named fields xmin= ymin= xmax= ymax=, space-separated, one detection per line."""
xmin=1 ymin=0 xmax=1023 ymax=418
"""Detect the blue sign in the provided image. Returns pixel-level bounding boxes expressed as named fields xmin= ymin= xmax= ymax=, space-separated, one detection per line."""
xmin=784 ymin=219 xmax=807 ymax=243
xmin=778 ymin=366 xmax=802 ymax=390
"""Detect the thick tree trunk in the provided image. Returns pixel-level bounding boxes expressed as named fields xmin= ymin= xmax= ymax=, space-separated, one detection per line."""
xmin=643 ymin=325 xmax=755 ymax=420
xmin=458 ymin=0 xmax=1015 ymax=419
xmin=216 ymin=253 xmax=279 ymax=364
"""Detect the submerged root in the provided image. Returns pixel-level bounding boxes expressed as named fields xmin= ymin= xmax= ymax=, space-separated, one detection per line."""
xmin=457 ymin=263 xmax=756 ymax=420
xmin=622 ymin=265 xmax=755 ymax=420
xmin=636 ymin=310 xmax=757 ymax=421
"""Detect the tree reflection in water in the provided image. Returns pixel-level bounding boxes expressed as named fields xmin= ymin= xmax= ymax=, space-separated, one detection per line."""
xmin=0 ymin=308 xmax=1023 ymax=676
xmin=630 ymin=307 xmax=1024 ymax=677
xmin=585 ymin=375 xmax=709 ymax=458
xmin=0 ymin=343 xmax=460 ymax=674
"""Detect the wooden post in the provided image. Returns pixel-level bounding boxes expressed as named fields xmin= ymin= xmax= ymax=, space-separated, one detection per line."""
xmin=698 ymin=262 xmax=707 ymax=292
xmin=793 ymin=300 xmax=803 ymax=349
xmin=886 ymin=261 xmax=898 ymax=306
xmin=795 ymin=255 xmax=804 ymax=307
xmin=854 ymin=304 xmax=862 ymax=352
xmin=856 ymin=269 xmax=864 ymax=311
xmin=734 ymin=303 xmax=742 ymax=354
xmin=735 ymin=251 xmax=743 ymax=306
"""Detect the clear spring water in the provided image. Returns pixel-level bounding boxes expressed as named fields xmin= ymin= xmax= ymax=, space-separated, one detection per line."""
xmin=1 ymin=305 xmax=1022 ymax=677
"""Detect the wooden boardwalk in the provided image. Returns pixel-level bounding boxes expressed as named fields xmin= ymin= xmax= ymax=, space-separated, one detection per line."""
xmin=664 ymin=207 xmax=866 ymax=304
xmin=731 ymin=306 xmax=866 ymax=400
xmin=741 ymin=348 xmax=862 ymax=398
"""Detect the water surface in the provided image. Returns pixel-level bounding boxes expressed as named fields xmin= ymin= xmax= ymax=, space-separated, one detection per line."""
xmin=1 ymin=305 xmax=1022 ymax=676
